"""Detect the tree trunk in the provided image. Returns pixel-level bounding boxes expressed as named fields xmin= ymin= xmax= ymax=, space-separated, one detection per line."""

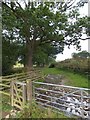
xmin=24 ymin=26 xmax=36 ymax=71
xmin=25 ymin=41 xmax=33 ymax=71
xmin=25 ymin=53 xmax=33 ymax=71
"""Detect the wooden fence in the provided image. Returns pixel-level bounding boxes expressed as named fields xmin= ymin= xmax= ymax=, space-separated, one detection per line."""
xmin=1 ymin=71 xmax=90 ymax=118
xmin=10 ymin=80 xmax=34 ymax=110
xmin=0 ymin=70 xmax=43 ymax=110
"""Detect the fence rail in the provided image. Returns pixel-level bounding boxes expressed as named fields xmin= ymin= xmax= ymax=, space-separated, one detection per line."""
xmin=1 ymin=70 xmax=43 ymax=110
xmin=33 ymin=81 xmax=90 ymax=118
xmin=1 ymin=71 xmax=90 ymax=118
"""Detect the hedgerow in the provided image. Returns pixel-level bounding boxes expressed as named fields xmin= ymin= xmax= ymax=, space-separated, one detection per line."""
xmin=56 ymin=58 xmax=90 ymax=75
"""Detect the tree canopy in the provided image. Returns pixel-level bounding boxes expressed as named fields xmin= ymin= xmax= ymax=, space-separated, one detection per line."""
xmin=72 ymin=51 xmax=90 ymax=59
xmin=2 ymin=0 xmax=90 ymax=72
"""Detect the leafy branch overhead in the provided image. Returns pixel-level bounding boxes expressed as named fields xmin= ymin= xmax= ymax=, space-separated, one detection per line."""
xmin=2 ymin=0 xmax=90 ymax=71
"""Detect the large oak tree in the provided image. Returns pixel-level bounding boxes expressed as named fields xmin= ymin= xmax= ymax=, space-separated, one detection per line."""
xmin=2 ymin=0 xmax=90 ymax=71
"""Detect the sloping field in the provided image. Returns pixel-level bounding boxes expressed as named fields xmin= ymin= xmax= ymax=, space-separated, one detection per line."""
xmin=42 ymin=68 xmax=88 ymax=88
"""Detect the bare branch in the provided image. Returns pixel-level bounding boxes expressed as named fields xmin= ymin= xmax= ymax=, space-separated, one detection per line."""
xmin=28 ymin=0 xmax=31 ymax=8
xmin=16 ymin=2 xmax=23 ymax=10
xmin=23 ymin=0 xmax=28 ymax=8
xmin=79 ymin=37 xmax=90 ymax=40
xmin=66 ymin=0 xmax=77 ymax=9
xmin=63 ymin=0 xmax=77 ymax=11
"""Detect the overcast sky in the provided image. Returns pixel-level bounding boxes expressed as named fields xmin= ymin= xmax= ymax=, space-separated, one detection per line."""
xmin=56 ymin=3 xmax=88 ymax=62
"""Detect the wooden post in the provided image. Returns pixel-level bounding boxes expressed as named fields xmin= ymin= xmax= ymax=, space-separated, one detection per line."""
xmin=10 ymin=80 xmax=14 ymax=108
xmin=22 ymin=84 xmax=26 ymax=106
xmin=26 ymin=79 xmax=32 ymax=103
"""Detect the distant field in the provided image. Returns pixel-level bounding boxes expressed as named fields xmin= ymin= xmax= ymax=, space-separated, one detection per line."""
xmin=42 ymin=68 xmax=88 ymax=88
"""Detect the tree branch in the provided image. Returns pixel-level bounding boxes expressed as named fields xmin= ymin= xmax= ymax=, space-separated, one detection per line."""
xmin=65 ymin=0 xmax=77 ymax=10
xmin=2 ymin=2 xmax=18 ymax=17
xmin=60 ymin=0 xmax=76 ymax=11
xmin=16 ymin=2 xmax=23 ymax=10
xmin=79 ymin=37 xmax=90 ymax=40
xmin=2 ymin=2 xmax=14 ymax=12
xmin=27 ymin=0 xmax=31 ymax=8
xmin=23 ymin=0 xmax=28 ymax=7
xmin=2 ymin=2 xmax=24 ymax=20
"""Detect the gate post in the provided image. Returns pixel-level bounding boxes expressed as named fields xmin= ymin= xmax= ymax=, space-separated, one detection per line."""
xmin=22 ymin=84 xmax=27 ymax=106
xmin=26 ymin=79 xmax=32 ymax=104
xmin=10 ymin=80 xmax=14 ymax=108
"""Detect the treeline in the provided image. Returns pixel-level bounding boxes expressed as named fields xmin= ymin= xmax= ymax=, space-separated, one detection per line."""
xmin=55 ymin=51 xmax=90 ymax=75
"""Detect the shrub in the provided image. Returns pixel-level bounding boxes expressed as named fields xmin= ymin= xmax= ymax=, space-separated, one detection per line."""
xmin=56 ymin=58 xmax=90 ymax=75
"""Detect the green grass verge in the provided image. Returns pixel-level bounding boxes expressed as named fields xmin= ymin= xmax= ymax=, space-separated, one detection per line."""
xmin=42 ymin=68 xmax=88 ymax=88
xmin=1 ymin=95 xmax=12 ymax=112
xmin=16 ymin=101 xmax=73 ymax=118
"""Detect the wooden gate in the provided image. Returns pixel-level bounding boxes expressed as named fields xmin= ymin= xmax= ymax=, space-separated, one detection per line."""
xmin=0 ymin=69 xmax=42 ymax=111
xmin=33 ymin=81 xmax=90 ymax=118
xmin=10 ymin=80 xmax=27 ymax=110
xmin=10 ymin=79 xmax=33 ymax=110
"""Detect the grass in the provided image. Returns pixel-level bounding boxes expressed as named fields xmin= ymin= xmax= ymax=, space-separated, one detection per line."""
xmin=1 ymin=95 xmax=12 ymax=112
xmin=16 ymin=101 xmax=73 ymax=119
xmin=1 ymin=96 xmax=70 ymax=119
xmin=42 ymin=67 xmax=88 ymax=88
xmin=1 ymin=67 xmax=89 ymax=118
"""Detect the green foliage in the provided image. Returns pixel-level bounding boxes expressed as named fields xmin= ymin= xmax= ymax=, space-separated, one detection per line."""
xmin=33 ymin=44 xmax=56 ymax=66
xmin=56 ymin=58 xmax=89 ymax=75
xmin=2 ymin=37 xmax=21 ymax=75
xmin=42 ymin=68 xmax=88 ymax=88
xmin=72 ymin=51 xmax=90 ymax=59
xmin=56 ymin=51 xmax=90 ymax=75
xmin=16 ymin=101 xmax=67 ymax=118
xmin=1 ymin=95 xmax=12 ymax=112
xmin=2 ymin=1 xmax=89 ymax=70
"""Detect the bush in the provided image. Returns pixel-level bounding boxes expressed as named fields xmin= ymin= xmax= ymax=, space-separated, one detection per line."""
xmin=56 ymin=58 xmax=90 ymax=75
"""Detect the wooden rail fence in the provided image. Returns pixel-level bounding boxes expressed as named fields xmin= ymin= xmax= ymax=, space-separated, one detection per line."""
xmin=0 ymin=71 xmax=90 ymax=118
xmin=0 ymin=70 xmax=43 ymax=110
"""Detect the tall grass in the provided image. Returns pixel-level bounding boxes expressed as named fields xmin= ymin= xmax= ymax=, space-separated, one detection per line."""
xmin=42 ymin=68 xmax=88 ymax=88
xmin=16 ymin=101 xmax=68 ymax=118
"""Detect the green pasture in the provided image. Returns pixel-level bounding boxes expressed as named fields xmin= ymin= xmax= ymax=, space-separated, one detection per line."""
xmin=42 ymin=68 xmax=88 ymax=88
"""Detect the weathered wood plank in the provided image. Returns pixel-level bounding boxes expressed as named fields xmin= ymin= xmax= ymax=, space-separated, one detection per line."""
xmin=10 ymin=80 xmax=14 ymax=107
xmin=0 ymin=91 xmax=10 ymax=96
xmin=26 ymin=80 xmax=32 ymax=103
xmin=22 ymin=84 xmax=26 ymax=106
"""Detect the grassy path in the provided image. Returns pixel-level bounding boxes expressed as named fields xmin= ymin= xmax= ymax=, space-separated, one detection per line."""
xmin=42 ymin=68 xmax=88 ymax=88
